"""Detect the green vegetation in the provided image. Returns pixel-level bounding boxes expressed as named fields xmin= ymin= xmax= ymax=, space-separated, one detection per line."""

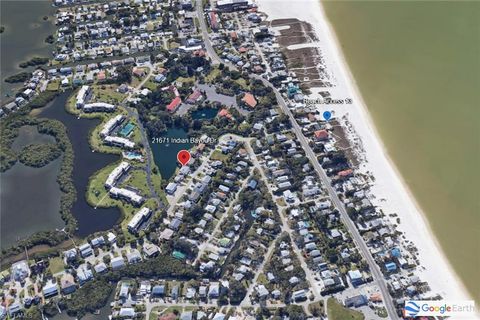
xmin=60 ymin=279 xmax=113 ymax=318
xmin=0 ymin=115 xmax=77 ymax=259
xmin=210 ymin=149 xmax=229 ymax=161
xmin=45 ymin=34 xmax=55 ymax=44
xmin=48 ymin=256 xmax=65 ymax=274
xmin=18 ymin=143 xmax=61 ymax=167
xmin=327 ymin=298 xmax=365 ymax=320
xmin=19 ymin=56 xmax=49 ymax=68
xmin=0 ymin=26 xmax=4 ymax=33
xmin=60 ymin=255 xmax=197 ymax=318
xmin=308 ymin=301 xmax=325 ymax=317
xmin=28 ymin=91 xmax=58 ymax=109
xmin=4 ymin=71 xmax=32 ymax=83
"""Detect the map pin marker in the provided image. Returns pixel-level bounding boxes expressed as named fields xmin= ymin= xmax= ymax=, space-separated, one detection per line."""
xmin=177 ymin=150 xmax=191 ymax=166
xmin=323 ymin=111 xmax=332 ymax=121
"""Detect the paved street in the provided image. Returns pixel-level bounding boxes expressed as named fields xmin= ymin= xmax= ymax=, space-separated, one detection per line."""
xmin=195 ymin=4 xmax=398 ymax=319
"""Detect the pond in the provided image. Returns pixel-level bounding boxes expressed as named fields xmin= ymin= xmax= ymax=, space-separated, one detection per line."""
xmin=150 ymin=127 xmax=192 ymax=180
xmin=191 ymin=107 xmax=218 ymax=120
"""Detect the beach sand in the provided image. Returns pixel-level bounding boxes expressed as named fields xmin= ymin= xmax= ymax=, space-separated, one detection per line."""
xmin=255 ymin=0 xmax=475 ymax=306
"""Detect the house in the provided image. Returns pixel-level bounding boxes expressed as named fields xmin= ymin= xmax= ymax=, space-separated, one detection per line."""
xmin=186 ymin=89 xmax=203 ymax=104
xmin=127 ymin=251 xmax=142 ymax=264
xmin=344 ymin=294 xmax=368 ymax=308
xmin=385 ymin=262 xmax=397 ymax=273
xmin=167 ymin=96 xmax=182 ymax=112
xmin=256 ymin=285 xmax=269 ymax=299
xmin=79 ymin=243 xmax=93 ymax=258
xmin=7 ymin=303 xmax=22 ymax=318
xmin=166 ymin=182 xmax=178 ymax=195
xmin=348 ymin=270 xmax=364 ymax=287
xmin=11 ymin=261 xmax=30 ymax=281
xmin=242 ymin=93 xmax=257 ymax=108
xmin=43 ymin=280 xmax=59 ymax=298
xmin=61 ymin=274 xmax=77 ymax=294
xmin=77 ymin=266 xmax=93 ymax=284
xmin=119 ymin=308 xmax=136 ymax=318
xmin=314 ymin=129 xmax=329 ymax=140
xmin=111 ymin=256 xmax=125 ymax=270
xmin=143 ymin=243 xmax=160 ymax=258
xmin=180 ymin=311 xmax=193 ymax=320
xmin=152 ymin=284 xmax=166 ymax=296
xmin=64 ymin=248 xmax=77 ymax=262
xmin=91 ymin=236 xmax=105 ymax=247
xmin=94 ymin=262 xmax=107 ymax=274
xmin=208 ymin=282 xmax=220 ymax=298
xmin=292 ymin=289 xmax=307 ymax=301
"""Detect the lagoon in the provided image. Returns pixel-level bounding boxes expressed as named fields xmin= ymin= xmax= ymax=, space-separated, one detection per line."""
xmin=150 ymin=127 xmax=192 ymax=180
xmin=40 ymin=92 xmax=122 ymax=237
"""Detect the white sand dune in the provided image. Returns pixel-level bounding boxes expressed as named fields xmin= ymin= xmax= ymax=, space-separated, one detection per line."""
xmin=256 ymin=0 xmax=474 ymax=305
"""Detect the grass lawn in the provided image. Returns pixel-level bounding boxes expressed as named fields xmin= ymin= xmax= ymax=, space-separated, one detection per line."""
xmin=327 ymin=298 xmax=364 ymax=320
xmin=119 ymin=168 xmax=150 ymax=196
xmin=46 ymin=79 xmax=60 ymax=91
xmin=235 ymin=77 xmax=249 ymax=89
xmin=205 ymin=67 xmax=221 ymax=83
xmin=85 ymin=162 xmax=157 ymax=241
xmin=92 ymin=85 xmax=126 ymax=104
xmin=143 ymin=78 xmax=159 ymax=91
xmin=210 ymin=149 xmax=228 ymax=161
xmin=149 ymin=307 xmax=167 ymax=320
xmin=48 ymin=257 xmax=65 ymax=274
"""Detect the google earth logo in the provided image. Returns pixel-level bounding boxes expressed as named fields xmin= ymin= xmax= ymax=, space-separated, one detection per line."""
xmin=404 ymin=301 xmax=421 ymax=316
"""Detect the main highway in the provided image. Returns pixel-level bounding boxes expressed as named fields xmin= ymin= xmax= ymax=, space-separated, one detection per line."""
xmin=195 ymin=2 xmax=398 ymax=319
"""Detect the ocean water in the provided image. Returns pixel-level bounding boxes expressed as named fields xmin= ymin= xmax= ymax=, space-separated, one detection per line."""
xmin=0 ymin=0 xmax=55 ymax=97
xmin=322 ymin=1 xmax=480 ymax=300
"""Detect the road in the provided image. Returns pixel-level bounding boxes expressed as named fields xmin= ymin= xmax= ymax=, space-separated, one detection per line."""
xmin=195 ymin=4 xmax=398 ymax=319
xmin=121 ymin=65 xmax=165 ymax=208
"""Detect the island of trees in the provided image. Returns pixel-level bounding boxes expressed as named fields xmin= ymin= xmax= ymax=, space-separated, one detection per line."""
xmin=18 ymin=56 xmax=49 ymax=68
xmin=18 ymin=143 xmax=61 ymax=167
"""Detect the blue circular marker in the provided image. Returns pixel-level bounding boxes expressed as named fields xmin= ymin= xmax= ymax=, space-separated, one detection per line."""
xmin=323 ymin=111 xmax=332 ymax=121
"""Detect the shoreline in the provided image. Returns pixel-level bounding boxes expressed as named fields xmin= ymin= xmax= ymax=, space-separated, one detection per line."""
xmin=255 ymin=0 xmax=474 ymax=304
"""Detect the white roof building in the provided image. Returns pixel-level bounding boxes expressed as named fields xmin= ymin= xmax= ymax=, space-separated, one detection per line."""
xmin=105 ymin=161 xmax=130 ymax=189
xmin=83 ymin=102 xmax=116 ymax=113
xmin=127 ymin=207 xmax=152 ymax=233
xmin=76 ymin=85 xmax=91 ymax=108
xmin=104 ymin=135 xmax=135 ymax=149
xmin=109 ymin=187 xmax=144 ymax=206
xmin=100 ymin=114 xmax=125 ymax=137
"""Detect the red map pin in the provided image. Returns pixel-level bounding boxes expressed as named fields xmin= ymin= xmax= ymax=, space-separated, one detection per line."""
xmin=177 ymin=150 xmax=191 ymax=166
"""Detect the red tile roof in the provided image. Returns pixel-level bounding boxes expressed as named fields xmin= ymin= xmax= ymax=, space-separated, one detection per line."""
xmin=338 ymin=169 xmax=353 ymax=177
xmin=167 ymin=96 xmax=182 ymax=112
xmin=218 ymin=108 xmax=232 ymax=119
xmin=314 ymin=129 xmax=329 ymax=140
xmin=242 ymin=93 xmax=257 ymax=108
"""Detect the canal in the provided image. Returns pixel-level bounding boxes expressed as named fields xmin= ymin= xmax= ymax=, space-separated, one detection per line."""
xmin=39 ymin=92 xmax=122 ymax=237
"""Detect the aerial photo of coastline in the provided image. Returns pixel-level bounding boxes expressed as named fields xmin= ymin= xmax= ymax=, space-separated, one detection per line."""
xmin=0 ymin=0 xmax=478 ymax=319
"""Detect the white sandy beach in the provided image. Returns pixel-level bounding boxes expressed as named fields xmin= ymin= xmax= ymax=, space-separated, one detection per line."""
xmin=255 ymin=0 xmax=474 ymax=306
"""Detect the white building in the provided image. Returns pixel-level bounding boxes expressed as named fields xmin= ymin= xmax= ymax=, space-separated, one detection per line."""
xmin=100 ymin=114 xmax=125 ymax=137
xmin=109 ymin=187 xmax=144 ymax=206
xmin=127 ymin=207 xmax=152 ymax=233
xmin=76 ymin=85 xmax=92 ymax=108
xmin=104 ymin=135 xmax=135 ymax=149
xmin=105 ymin=161 xmax=131 ymax=189
xmin=83 ymin=102 xmax=116 ymax=113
